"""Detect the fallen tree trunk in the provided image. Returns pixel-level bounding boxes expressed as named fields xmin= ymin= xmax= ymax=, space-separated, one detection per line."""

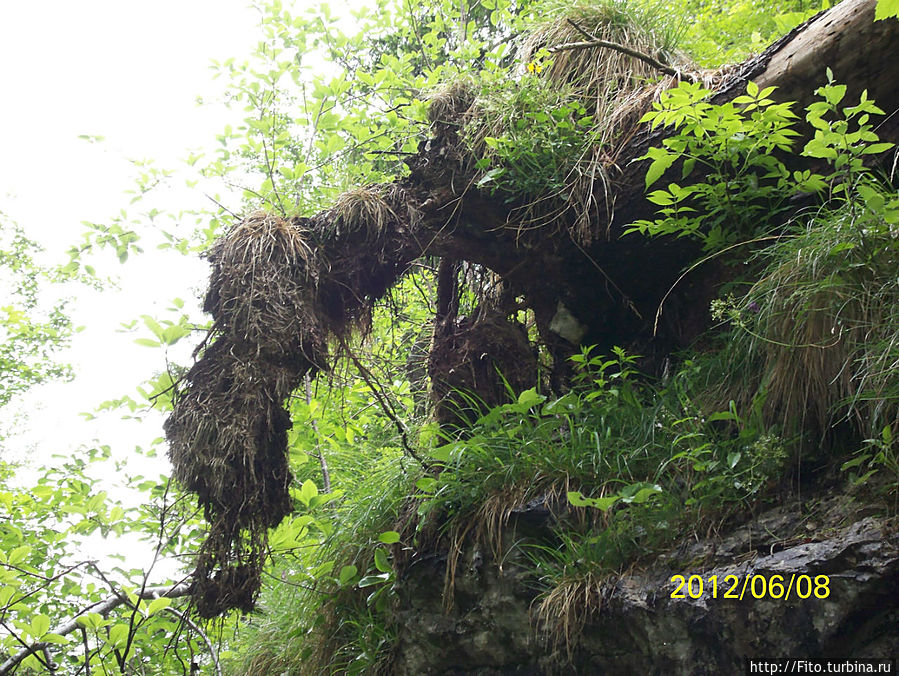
xmin=166 ymin=0 xmax=899 ymax=615
xmin=398 ymin=0 xmax=899 ymax=367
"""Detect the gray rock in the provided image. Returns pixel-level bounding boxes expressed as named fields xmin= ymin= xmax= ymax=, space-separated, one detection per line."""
xmin=391 ymin=500 xmax=899 ymax=675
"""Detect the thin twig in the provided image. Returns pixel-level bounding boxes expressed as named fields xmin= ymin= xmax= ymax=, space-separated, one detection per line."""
xmin=341 ymin=340 xmax=428 ymax=467
xmin=549 ymin=19 xmax=683 ymax=79
xmin=81 ymin=627 xmax=91 ymax=676
xmin=162 ymin=607 xmax=222 ymax=676
xmin=203 ymin=193 xmax=240 ymax=220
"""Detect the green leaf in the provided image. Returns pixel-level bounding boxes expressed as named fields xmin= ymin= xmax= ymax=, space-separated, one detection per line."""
xmin=516 ymin=388 xmax=545 ymax=410
xmin=862 ymin=142 xmax=894 ymax=155
xmin=373 ymin=547 xmax=391 ymax=573
xmin=681 ymin=158 xmax=696 ymax=180
xmin=338 ymin=565 xmax=358 ymax=585
xmin=431 ymin=444 xmax=456 ymax=462
xmin=567 ymin=490 xmax=589 ymax=507
xmin=358 ymin=573 xmax=390 ymax=588
xmin=415 ymin=477 xmax=437 ymax=492
xmin=76 ymin=613 xmax=107 ymax=631
xmin=619 ymin=483 xmax=663 ymax=504
xmin=841 ymin=455 xmax=869 ymax=471
xmin=644 ymin=149 xmax=676 ymax=188
xmin=875 ymin=0 xmax=899 ymax=20
xmin=107 ymin=623 xmax=130 ymax=648
xmin=567 ymin=490 xmax=620 ymax=511
xmin=298 ymin=479 xmax=318 ymax=507
xmin=8 ymin=545 xmax=31 ymax=566
xmin=146 ymin=597 xmax=172 ymax=616
xmin=42 ymin=633 xmax=69 ymax=645
xmin=30 ymin=614 xmax=50 ymax=637
xmin=378 ymin=530 xmax=401 ymax=544
xmin=647 ymin=190 xmax=675 ymax=206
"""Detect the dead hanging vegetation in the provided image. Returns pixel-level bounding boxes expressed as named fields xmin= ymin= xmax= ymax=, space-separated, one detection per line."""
xmin=428 ymin=0 xmax=733 ymax=245
xmin=165 ymin=197 xmax=421 ymax=617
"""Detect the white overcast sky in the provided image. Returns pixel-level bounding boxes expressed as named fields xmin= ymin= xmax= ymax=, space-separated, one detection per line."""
xmin=0 ymin=1 xmax=267 ymax=463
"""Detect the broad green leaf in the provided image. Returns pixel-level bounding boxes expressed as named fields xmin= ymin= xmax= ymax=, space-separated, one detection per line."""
xmin=107 ymin=623 xmax=130 ymax=648
xmin=566 ymin=491 xmax=590 ymax=507
xmin=146 ymin=597 xmax=172 ymax=616
xmin=516 ymin=388 xmax=545 ymax=410
xmin=30 ymin=614 xmax=50 ymax=637
xmin=298 ymin=479 xmax=318 ymax=506
xmin=42 ymin=633 xmax=69 ymax=645
xmin=875 ymin=0 xmax=899 ymax=20
xmin=862 ymin=142 xmax=894 ymax=155
xmin=8 ymin=545 xmax=31 ymax=566
xmin=378 ymin=530 xmax=401 ymax=544
xmin=373 ymin=548 xmax=391 ymax=573
xmin=567 ymin=491 xmax=620 ymax=511
xmin=358 ymin=573 xmax=390 ymax=588
xmin=621 ymin=485 xmax=663 ymax=504
xmin=644 ymin=149 xmax=676 ymax=188
xmin=415 ymin=477 xmax=437 ymax=492
xmin=338 ymin=565 xmax=358 ymax=585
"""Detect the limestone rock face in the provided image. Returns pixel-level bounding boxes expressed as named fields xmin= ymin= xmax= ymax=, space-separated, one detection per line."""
xmin=391 ymin=501 xmax=899 ymax=675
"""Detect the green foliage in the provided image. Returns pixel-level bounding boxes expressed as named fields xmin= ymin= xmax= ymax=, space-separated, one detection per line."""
xmin=628 ymin=73 xmax=894 ymax=252
xmin=0 ymin=213 xmax=74 ymax=420
xmin=843 ymin=425 xmax=899 ymax=497
xmin=0 ymin=445 xmax=214 ymax=674
xmin=425 ymin=346 xmax=787 ymax=532
xmin=7 ymin=0 xmax=896 ymax=671
xmin=803 ymin=71 xmax=894 ymax=195
xmin=715 ymin=185 xmax=899 ymax=445
xmin=226 ymin=454 xmax=413 ymax=675
xmin=472 ymin=75 xmax=596 ymax=200
xmin=671 ymin=0 xmax=827 ymax=66
xmin=626 ymin=79 xmax=806 ymax=250
xmin=658 ymin=74 xmax=899 ymax=453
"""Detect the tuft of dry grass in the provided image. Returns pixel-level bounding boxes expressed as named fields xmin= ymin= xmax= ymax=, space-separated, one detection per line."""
xmin=714 ymin=211 xmax=899 ymax=448
xmin=330 ymin=185 xmax=399 ymax=240
xmin=427 ymin=77 xmax=477 ymax=126
xmin=534 ymin=572 xmax=607 ymax=661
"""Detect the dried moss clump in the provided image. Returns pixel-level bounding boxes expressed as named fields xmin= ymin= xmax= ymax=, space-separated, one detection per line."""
xmin=166 ymin=201 xmax=420 ymax=616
